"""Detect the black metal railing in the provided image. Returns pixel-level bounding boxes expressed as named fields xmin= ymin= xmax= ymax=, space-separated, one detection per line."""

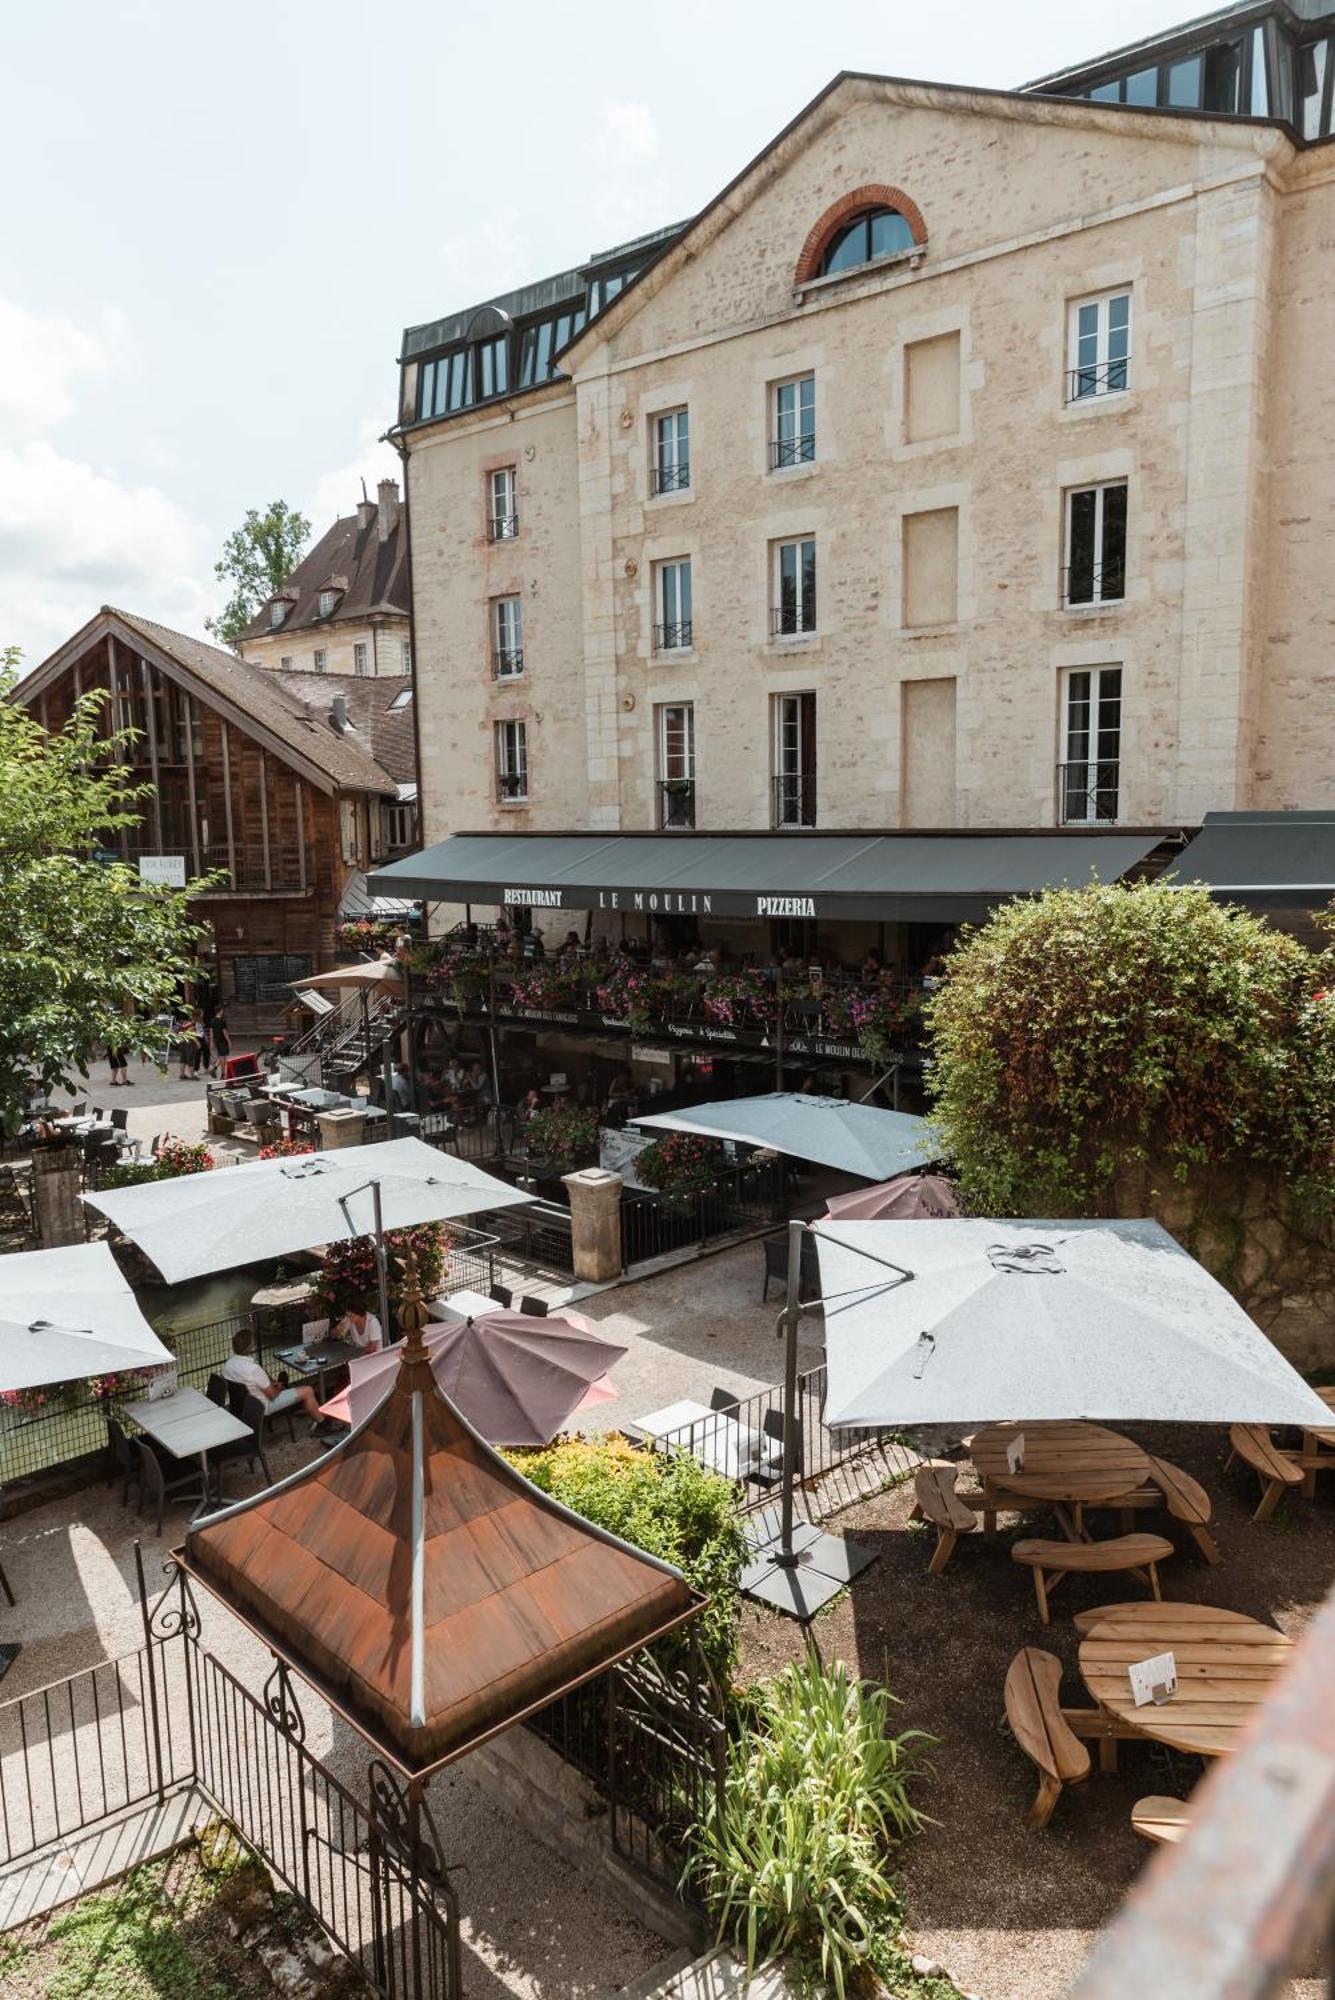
xmin=491 ymin=647 xmax=524 ymax=679
xmin=487 ymin=512 xmax=519 ymax=541
xmin=654 ymin=620 xmax=693 ymax=652
xmin=1058 ymin=759 xmax=1120 ymax=824
xmin=650 ymin=462 xmax=690 ymax=495
xmin=769 ymin=603 xmax=816 ymax=638
xmin=657 ymin=779 xmax=696 ymax=829
xmin=1066 ymin=356 xmax=1131 ymax=401
xmin=771 ymin=772 xmax=816 ymax=828
xmin=620 ymin=1157 xmax=785 ymax=1269
xmin=642 ymin=1358 xmax=915 ymax=1513
xmin=1061 ymin=563 xmax=1125 ymax=607
xmin=496 ymin=771 xmax=528 ymax=802
xmin=482 ymin=1198 xmax=577 ymax=1277
xmin=769 ymin=433 xmax=816 ymax=469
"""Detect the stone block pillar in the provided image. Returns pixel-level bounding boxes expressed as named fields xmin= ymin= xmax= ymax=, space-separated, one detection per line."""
xmin=316 ymin=1108 xmax=367 ymax=1151
xmin=33 ymin=1143 xmax=85 ymax=1247
xmin=561 ymin=1168 xmax=623 ymax=1284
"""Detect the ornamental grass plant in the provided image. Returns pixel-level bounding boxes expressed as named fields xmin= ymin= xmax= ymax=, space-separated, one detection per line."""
xmin=686 ymin=1651 xmax=932 ymax=1999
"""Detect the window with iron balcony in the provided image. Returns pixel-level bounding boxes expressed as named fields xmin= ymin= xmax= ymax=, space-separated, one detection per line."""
xmin=655 ymin=559 xmax=693 ymax=652
xmin=492 ymin=596 xmax=524 ymax=679
xmin=656 ymin=703 xmax=695 ymax=829
xmin=1066 ymin=290 xmax=1131 ymax=404
xmin=651 ymin=409 xmax=690 ymax=496
xmin=1063 ymin=482 xmax=1127 ymax=607
xmin=495 ymin=719 xmax=528 ymax=803
xmin=770 ymin=376 xmax=815 ymax=469
xmin=771 ymin=538 xmax=817 ymax=637
xmin=488 ymin=466 xmax=519 ymax=541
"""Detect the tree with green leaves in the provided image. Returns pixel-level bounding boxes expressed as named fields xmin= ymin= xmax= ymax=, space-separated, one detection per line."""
xmin=0 ymin=650 xmax=208 ymax=1134
xmin=205 ymin=500 xmax=311 ymax=646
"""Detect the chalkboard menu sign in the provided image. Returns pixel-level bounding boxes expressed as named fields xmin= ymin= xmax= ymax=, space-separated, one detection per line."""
xmin=230 ymin=953 xmax=314 ymax=1003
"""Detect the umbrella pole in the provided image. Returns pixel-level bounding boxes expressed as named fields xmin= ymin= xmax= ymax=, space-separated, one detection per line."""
xmin=776 ymin=1216 xmax=803 ymax=1564
xmin=371 ymin=1181 xmax=392 ymax=1341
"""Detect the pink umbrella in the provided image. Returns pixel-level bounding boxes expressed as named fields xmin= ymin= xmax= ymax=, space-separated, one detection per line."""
xmin=319 ymin=1305 xmax=625 ymax=1446
xmin=822 ymin=1171 xmax=960 ymax=1222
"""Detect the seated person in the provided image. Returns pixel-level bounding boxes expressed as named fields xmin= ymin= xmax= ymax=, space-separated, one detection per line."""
xmin=518 ymin=1087 xmax=543 ymax=1122
xmin=222 ymin=1330 xmax=325 ymax=1429
xmin=332 ymin=1304 xmax=382 ymax=1353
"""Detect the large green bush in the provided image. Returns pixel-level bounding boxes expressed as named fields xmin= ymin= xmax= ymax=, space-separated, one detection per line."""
xmin=509 ymin=1433 xmax=745 ymax=1682
xmin=686 ymin=1652 xmax=931 ymax=1998
xmin=926 ymin=882 xmax=1335 ymax=1224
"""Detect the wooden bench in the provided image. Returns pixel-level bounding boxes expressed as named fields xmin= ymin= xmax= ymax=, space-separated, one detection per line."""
xmin=1011 ymin=1533 xmax=1174 ymax=1625
xmin=910 ymin=1463 xmax=977 ymax=1575
xmin=1145 ymin=1455 xmax=1220 ymax=1564
xmin=1131 ymin=1795 xmax=1194 ymax=1846
xmin=1003 ymin=1647 xmax=1090 ymax=1828
xmin=1227 ymin=1424 xmax=1303 ymax=1523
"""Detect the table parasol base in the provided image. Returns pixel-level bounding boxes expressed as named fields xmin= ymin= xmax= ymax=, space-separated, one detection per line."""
xmin=740 ymin=1531 xmax=877 ymax=1619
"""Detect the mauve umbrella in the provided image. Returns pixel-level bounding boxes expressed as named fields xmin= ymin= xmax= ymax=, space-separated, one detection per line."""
xmin=823 ymin=1172 xmax=960 ymax=1223
xmin=320 ymin=1305 xmax=626 ymax=1446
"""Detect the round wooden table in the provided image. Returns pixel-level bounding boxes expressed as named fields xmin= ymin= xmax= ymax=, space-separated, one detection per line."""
xmin=1080 ymin=1601 xmax=1294 ymax=1758
xmin=970 ymin=1420 xmax=1152 ymax=1537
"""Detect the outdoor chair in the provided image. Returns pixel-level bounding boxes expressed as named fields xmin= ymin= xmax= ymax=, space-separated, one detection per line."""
xmin=709 ymin=1386 xmax=740 ymax=1414
xmin=747 ymin=1409 xmax=801 ymax=1490
xmin=1011 ymin=1532 xmax=1175 ymax=1625
xmin=519 ymin=1295 xmax=549 ymax=1318
xmin=210 ymin=1393 xmax=272 ymax=1494
xmin=106 ymin=1416 xmax=143 ymax=1507
xmin=240 ymin=1390 xmax=294 ymax=1461
xmin=489 ymin=1283 xmax=513 ymax=1309
xmin=1003 ymin=1647 xmax=1091 ymax=1828
xmin=134 ymin=1438 xmax=203 ymax=1535
xmin=910 ymin=1462 xmax=979 ymax=1575
xmin=759 ymin=1232 xmax=820 ymax=1304
xmin=1227 ymin=1423 xmax=1303 ymax=1522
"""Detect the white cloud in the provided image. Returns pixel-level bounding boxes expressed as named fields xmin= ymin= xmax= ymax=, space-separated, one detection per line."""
xmin=306 ymin=418 xmax=402 ymax=532
xmin=588 ymin=100 xmax=660 ymax=171
xmin=0 ymin=296 xmax=219 ymax=667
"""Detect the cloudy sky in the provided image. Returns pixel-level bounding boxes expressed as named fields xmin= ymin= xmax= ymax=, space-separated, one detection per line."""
xmin=3 ymin=0 xmax=1177 ymax=666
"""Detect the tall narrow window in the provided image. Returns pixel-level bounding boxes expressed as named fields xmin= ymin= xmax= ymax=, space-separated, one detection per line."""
xmin=652 ymin=409 xmax=690 ymax=495
xmin=1065 ymin=482 xmax=1128 ymax=606
xmin=488 ymin=467 xmax=518 ymax=540
xmin=1067 ymin=290 xmax=1131 ymax=401
xmin=772 ymin=538 xmax=817 ymax=637
xmin=772 ymin=692 xmax=817 ymax=828
xmin=495 ymin=720 xmax=528 ymax=802
xmin=318 ymin=589 xmax=338 ymax=618
xmin=492 ymin=597 xmax=524 ymax=678
xmin=279 ymin=656 xmax=293 ymax=672
xmin=771 ymin=376 xmax=815 ymax=468
xmin=656 ymin=703 xmax=695 ymax=829
xmin=655 ymin=560 xmax=693 ymax=651
xmin=1060 ymin=667 xmax=1122 ymax=823
xmin=313 ymin=650 xmax=327 ymax=674
xmin=401 ymin=639 xmax=412 ymax=675
xmin=353 ymin=642 xmax=369 ymax=677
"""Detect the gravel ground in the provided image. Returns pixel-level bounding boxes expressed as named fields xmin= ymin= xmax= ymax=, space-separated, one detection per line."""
xmin=738 ymin=1420 xmax=1335 ymax=2000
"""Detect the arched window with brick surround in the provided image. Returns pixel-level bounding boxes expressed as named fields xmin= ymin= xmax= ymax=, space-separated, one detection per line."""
xmin=794 ymin=185 xmax=927 ymax=286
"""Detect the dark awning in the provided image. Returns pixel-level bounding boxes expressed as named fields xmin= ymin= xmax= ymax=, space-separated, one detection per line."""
xmin=1173 ymin=811 xmax=1335 ymax=908
xmin=370 ymin=829 xmax=1165 ymax=924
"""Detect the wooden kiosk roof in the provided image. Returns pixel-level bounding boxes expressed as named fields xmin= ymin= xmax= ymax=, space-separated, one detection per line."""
xmin=178 ymin=1276 xmax=700 ymax=1778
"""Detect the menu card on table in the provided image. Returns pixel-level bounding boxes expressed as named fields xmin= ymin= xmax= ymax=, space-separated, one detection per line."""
xmin=1006 ymin=1433 xmax=1026 ymax=1476
xmin=1129 ymin=1652 xmax=1178 ymax=1707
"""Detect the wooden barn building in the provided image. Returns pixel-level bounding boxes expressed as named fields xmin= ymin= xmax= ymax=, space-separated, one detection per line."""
xmin=18 ymin=607 xmax=418 ymax=1032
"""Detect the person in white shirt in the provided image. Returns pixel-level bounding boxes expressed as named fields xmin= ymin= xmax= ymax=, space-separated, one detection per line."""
xmin=333 ymin=1306 xmax=382 ymax=1354
xmin=221 ymin=1330 xmax=323 ymax=1424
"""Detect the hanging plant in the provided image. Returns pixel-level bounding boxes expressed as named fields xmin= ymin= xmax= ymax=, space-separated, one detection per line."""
xmin=635 ymin=1132 xmax=727 ymax=1195
xmin=526 ymin=1104 xmax=599 ymax=1168
xmin=312 ymin=1222 xmax=449 ymax=1322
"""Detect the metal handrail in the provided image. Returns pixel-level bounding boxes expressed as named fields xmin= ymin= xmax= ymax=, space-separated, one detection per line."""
xmin=772 ymin=772 xmax=816 ymax=828
xmin=650 ymin=462 xmax=690 ymax=495
xmin=1061 ymin=563 xmax=1125 ymax=607
xmin=654 ymin=620 xmax=693 ymax=652
xmin=769 ymin=434 xmax=816 ymax=469
xmin=1066 ymin=356 xmax=1131 ymax=401
xmin=492 ymin=647 xmax=524 ymax=679
xmin=657 ymin=779 xmax=696 ymax=829
xmin=769 ymin=604 xmax=816 ymax=638
xmin=1057 ymin=758 xmax=1120 ymax=825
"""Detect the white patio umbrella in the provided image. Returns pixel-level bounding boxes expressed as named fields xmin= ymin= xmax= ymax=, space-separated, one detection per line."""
xmin=0 ymin=1242 xmax=173 ymax=1392
xmin=83 ymin=1136 xmax=530 ymax=1285
xmin=633 ymin=1093 xmax=931 ymax=1181
xmin=817 ymin=1216 xmax=1335 ymax=1430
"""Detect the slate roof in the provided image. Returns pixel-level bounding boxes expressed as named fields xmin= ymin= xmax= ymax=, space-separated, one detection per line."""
xmin=239 ymin=497 xmax=410 ymax=643
xmin=278 ymin=670 xmax=417 ymax=787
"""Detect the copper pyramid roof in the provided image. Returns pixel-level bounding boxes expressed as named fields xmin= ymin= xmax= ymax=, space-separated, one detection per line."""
xmin=178 ymin=1271 xmax=699 ymax=1777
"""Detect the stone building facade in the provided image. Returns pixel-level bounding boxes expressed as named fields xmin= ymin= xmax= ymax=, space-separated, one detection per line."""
xmin=240 ymin=482 xmax=412 ymax=680
xmin=396 ymin=59 xmax=1334 ymax=874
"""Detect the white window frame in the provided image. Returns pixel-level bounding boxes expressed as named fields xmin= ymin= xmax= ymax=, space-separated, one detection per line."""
xmin=384 ymin=801 xmax=413 ymax=848
xmin=1060 ymin=665 xmax=1122 ymax=824
xmin=339 ymin=797 xmax=361 ymax=862
xmin=651 ymin=408 xmax=690 ymax=495
xmin=313 ymin=649 xmax=327 ymax=674
xmin=1066 ymin=289 xmax=1132 ymax=403
xmin=772 ymin=691 xmax=816 ymax=827
xmin=772 ymin=375 xmax=816 ymax=468
xmin=488 ymin=466 xmax=518 ymax=540
xmin=655 ymin=559 xmax=693 ymax=651
xmin=401 ymin=639 xmax=412 ymax=675
xmin=268 ymin=601 xmax=287 ymax=629
xmin=1063 ymin=481 xmax=1128 ymax=607
xmin=353 ymin=641 xmax=369 ymax=677
xmin=656 ymin=702 xmax=695 ymax=828
xmin=492 ymin=596 xmax=524 ymax=678
xmin=495 ymin=719 xmax=528 ymax=802
xmin=318 ymin=589 xmax=338 ymax=618
xmin=772 ymin=537 xmax=817 ymax=638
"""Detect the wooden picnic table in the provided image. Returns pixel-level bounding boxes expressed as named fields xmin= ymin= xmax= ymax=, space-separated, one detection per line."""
xmin=1079 ymin=1601 xmax=1294 ymax=1759
xmin=1299 ymin=1385 xmax=1335 ymax=1498
xmin=970 ymin=1420 xmax=1152 ymax=1539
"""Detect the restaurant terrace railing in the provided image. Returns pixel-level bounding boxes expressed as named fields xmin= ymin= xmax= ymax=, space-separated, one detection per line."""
xmin=620 ymin=1156 xmax=786 ymax=1269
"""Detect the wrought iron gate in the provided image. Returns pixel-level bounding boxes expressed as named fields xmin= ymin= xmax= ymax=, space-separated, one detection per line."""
xmin=607 ymin=1643 xmax=727 ymax=1891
